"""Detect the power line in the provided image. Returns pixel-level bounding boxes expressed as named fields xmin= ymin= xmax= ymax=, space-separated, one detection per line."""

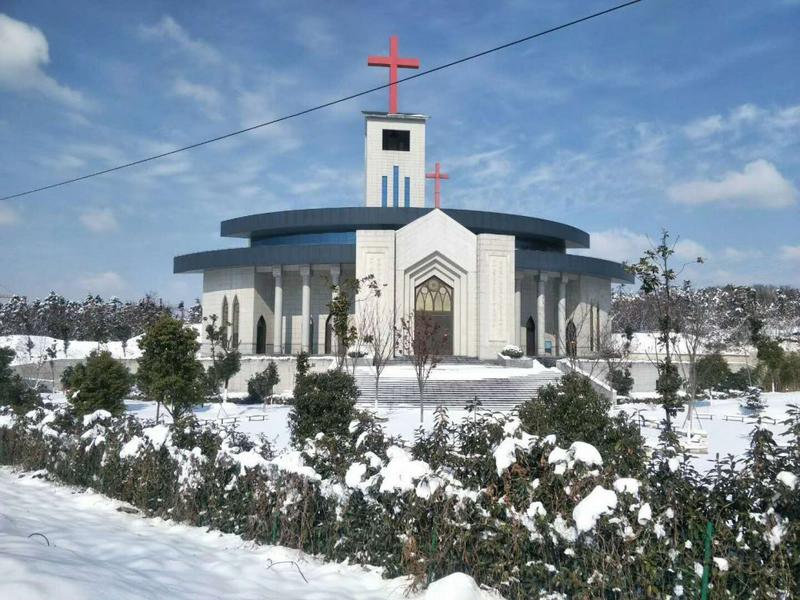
xmin=1 ymin=0 xmax=645 ymax=202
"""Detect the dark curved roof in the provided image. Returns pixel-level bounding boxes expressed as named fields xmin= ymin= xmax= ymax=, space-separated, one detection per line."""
xmin=221 ymin=207 xmax=590 ymax=249
xmin=174 ymin=244 xmax=355 ymax=274
xmin=516 ymin=250 xmax=633 ymax=284
xmin=174 ymin=243 xmax=632 ymax=283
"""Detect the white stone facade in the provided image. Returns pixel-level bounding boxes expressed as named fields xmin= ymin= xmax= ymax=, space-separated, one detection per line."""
xmin=199 ymin=211 xmax=615 ymax=362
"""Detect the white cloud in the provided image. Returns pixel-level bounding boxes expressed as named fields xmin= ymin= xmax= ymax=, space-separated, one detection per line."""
xmin=139 ymin=16 xmax=221 ymax=64
xmin=79 ymin=208 xmax=118 ymax=233
xmin=171 ymin=77 xmax=222 ymax=117
xmin=722 ymin=247 xmax=764 ymax=261
xmin=684 ymin=114 xmax=725 ymax=140
xmin=575 ymin=228 xmax=709 ymax=264
xmin=780 ymin=245 xmax=800 ymax=261
xmin=667 ymin=159 xmax=798 ymax=208
xmin=78 ymin=271 xmax=127 ymax=295
xmin=294 ymin=16 xmax=336 ymax=54
xmin=683 ymin=102 xmax=799 ymax=140
xmin=0 ymin=204 xmax=18 ymax=225
xmin=0 ymin=14 xmax=88 ymax=109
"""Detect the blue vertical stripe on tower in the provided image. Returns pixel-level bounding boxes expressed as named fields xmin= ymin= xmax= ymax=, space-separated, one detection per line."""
xmin=404 ymin=177 xmax=410 ymax=207
xmin=381 ymin=176 xmax=387 ymax=207
xmin=392 ymin=165 xmax=399 ymax=207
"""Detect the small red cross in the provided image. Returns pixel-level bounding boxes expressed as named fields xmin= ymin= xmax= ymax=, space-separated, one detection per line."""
xmin=426 ymin=162 xmax=449 ymax=209
xmin=368 ymin=35 xmax=420 ymax=114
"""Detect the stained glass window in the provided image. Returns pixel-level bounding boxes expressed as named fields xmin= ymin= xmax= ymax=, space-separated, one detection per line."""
xmin=415 ymin=276 xmax=453 ymax=313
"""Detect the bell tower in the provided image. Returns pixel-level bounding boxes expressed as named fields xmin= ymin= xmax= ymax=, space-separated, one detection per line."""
xmin=364 ymin=111 xmax=428 ymax=207
xmin=364 ymin=35 xmax=427 ymax=208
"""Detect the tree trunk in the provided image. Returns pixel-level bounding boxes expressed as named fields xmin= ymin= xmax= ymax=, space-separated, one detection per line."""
xmin=419 ymin=383 xmax=424 ymax=423
xmin=374 ymin=376 xmax=379 ymax=412
xmin=156 ymin=401 xmax=161 ymax=423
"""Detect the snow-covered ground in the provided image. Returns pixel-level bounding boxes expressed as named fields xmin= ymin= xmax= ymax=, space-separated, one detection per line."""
xmin=615 ymin=391 xmax=799 ymax=470
xmin=129 ymin=391 xmax=799 ymax=472
xmin=0 ymin=468 xmax=499 ymax=600
xmin=42 ymin=389 xmax=800 ymax=469
xmin=0 ymin=334 xmax=143 ymax=364
xmin=124 ymin=397 xmax=473 ymax=452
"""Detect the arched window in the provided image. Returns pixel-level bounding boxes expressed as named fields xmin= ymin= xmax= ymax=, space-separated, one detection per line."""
xmin=256 ymin=316 xmax=267 ymax=354
xmin=414 ymin=276 xmax=452 ymax=312
xmin=324 ymin=314 xmax=333 ymax=355
xmin=566 ymin=320 xmax=577 ymax=358
xmin=231 ymin=296 xmax=240 ymax=349
xmin=525 ymin=316 xmax=536 ymax=356
xmin=220 ymin=297 xmax=229 ymax=348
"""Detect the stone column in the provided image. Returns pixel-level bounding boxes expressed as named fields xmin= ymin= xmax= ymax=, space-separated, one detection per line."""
xmin=537 ymin=272 xmax=547 ymax=356
xmin=330 ymin=265 xmax=340 ymax=355
xmin=300 ymin=265 xmax=311 ymax=352
xmin=557 ymin=275 xmax=567 ymax=356
xmin=514 ymin=273 xmax=523 ymax=347
xmin=272 ymin=267 xmax=283 ymax=355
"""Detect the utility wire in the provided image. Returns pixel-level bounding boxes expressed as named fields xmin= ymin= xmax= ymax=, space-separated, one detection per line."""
xmin=1 ymin=0 xmax=644 ymax=202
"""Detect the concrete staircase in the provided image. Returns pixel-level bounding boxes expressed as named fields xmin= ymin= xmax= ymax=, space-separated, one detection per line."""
xmin=354 ymin=363 xmax=563 ymax=411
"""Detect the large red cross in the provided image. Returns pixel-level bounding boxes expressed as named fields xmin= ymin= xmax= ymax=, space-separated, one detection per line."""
xmin=367 ymin=35 xmax=419 ymax=114
xmin=426 ymin=162 xmax=449 ymax=209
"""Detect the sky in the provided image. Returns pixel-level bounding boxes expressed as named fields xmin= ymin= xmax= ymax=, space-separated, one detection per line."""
xmin=0 ymin=0 xmax=798 ymax=303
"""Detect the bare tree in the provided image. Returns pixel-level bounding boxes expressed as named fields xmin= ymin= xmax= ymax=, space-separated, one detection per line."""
xmin=627 ymin=229 xmax=703 ymax=430
xmin=395 ymin=313 xmax=447 ymax=423
xmin=358 ymin=289 xmax=393 ymax=410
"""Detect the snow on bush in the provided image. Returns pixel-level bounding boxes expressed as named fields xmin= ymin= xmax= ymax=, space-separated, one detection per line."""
xmin=499 ymin=344 xmax=524 ymax=359
xmin=572 ymin=486 xmax=617 ymax=533
xmin=0 ymin=397 xmax=798 ymax=599
xmin=378 ymin=445 xmax=431 ymax=494
xmin=777 ymin=471 xmax=798 ymax=490
xmin=424 ymin=572 xmax=483 ymax=600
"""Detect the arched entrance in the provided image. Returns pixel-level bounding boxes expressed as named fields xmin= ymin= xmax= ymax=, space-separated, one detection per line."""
xmin=414 ymin=276 xmax=453 ymax=355
xmin=566 ymin=320 xmax=577 ymax=358
xmin=256 ymin=316 xmax=267 ymax=354
xmin=525 ymin=316 xmax=536 ymax=356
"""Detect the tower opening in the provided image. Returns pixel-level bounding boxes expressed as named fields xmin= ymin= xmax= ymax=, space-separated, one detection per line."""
xmin=382 ymin=129 xmax=410 ymax=151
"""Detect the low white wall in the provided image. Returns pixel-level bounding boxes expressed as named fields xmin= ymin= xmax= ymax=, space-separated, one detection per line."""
xmin=573 ymin=355 xmax=757 ymax=394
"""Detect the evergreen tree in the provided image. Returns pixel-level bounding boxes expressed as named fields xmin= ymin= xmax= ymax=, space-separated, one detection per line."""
xmin=0 ymin=347 xmax=40 ymax=414
xmin=61 ymin=350 xmax=132 ymax=416
xmin=203 ymin=313 xmax=241 ymax=401
xmin=137 ymin=315 xmax=204 ymax=421
xmin=289 ymin=370 xmax=359 ymax=447
xmin=248 ymin=361 xmax=280 ymax=405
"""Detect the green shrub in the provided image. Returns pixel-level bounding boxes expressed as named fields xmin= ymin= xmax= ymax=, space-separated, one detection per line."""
xmin=695 ymin=352 xmax=731 ymax=391
xmin=721 ymin=367 xmax=754 ymax=391
xmin=519 ymin=372 xmax=645 ymax=475
xmin=248 ymin=361 xmax=280 ymax=402
xmin=289 ymin=369 xmax=358 ymax=447
xmin=0 ymin=347 xmax=40 ymax=415
xmin=295 ymin=351 xmax=310 ymax=379
xmin=606 ymin=365 xmax=634 ymax=396
xmin=61 ymin=350 xmax=132 ymax=416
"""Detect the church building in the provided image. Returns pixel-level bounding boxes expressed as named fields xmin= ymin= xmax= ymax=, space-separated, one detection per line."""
xmin=174 ymin=36 xmax=632 ymax=361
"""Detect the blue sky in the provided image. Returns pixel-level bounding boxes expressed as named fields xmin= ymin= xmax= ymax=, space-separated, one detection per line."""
xmin=0 ymin=0 xmax=798 ymax=303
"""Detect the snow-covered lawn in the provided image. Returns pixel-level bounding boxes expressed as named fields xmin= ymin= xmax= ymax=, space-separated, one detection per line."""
xmin=43 ymin=389 xmax=800 ymax=472
xmin=615 ymin=391 xmax=799 ymax=470
xmin=76 ymin=395 xmax=474 ymax=452
xmin=0 ymin=468 xmax=418 ymax=600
